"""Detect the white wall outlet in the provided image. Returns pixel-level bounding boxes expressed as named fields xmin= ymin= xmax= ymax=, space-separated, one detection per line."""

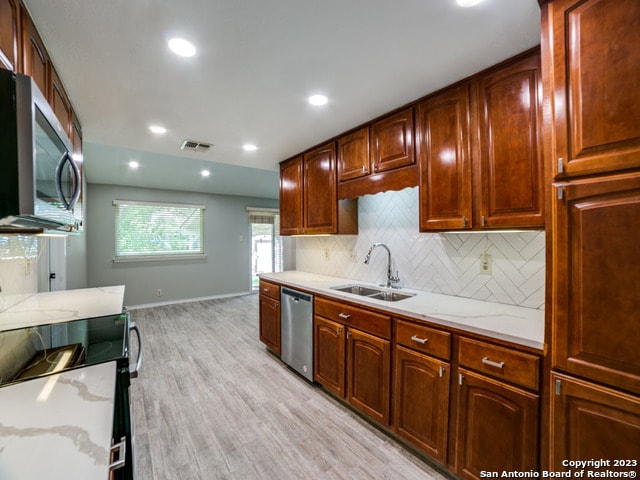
xmin=156 ymin=288 xmax=162 ymax=297
xmin=479 ymin=253 xmax=492 ymax=275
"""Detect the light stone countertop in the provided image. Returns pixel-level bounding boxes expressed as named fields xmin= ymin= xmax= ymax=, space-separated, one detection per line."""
xmin=0 ymin=285 xmax=125 ymax=332
xmin=259 ymin=271 xmax=545 ymax=350
xmin=0 ymin=361 xmax=117 ymax=480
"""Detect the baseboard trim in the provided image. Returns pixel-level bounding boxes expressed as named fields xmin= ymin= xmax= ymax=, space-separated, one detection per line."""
xmin=126 ymin=291 xmax=256 ymax=310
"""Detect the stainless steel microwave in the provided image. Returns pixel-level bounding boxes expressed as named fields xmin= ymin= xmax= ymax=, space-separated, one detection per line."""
xmin=0 ymin=69 xmax=81 ymax=234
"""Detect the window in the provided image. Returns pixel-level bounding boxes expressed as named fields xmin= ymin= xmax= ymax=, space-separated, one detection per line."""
xmin=248 ymin=208 xmax=282 ymax=289
xmin=113 ymin=200 xmax=205 ymax=262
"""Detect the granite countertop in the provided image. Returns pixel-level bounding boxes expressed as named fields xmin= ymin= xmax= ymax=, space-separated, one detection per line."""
xmin=0 ymin=361 xmax=117 ymax=480
xmin=260 ymin=271 xmax=545 ymax=350
xmin=0 ymin=285 xmax=125 ymax=332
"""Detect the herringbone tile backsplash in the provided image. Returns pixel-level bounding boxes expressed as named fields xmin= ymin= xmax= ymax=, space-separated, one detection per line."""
xmin=295 ymin=187 xmax=545 ymax=309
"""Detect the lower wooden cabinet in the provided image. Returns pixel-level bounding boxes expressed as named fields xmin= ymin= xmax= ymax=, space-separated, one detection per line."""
xmin=393 ymin=345 xmax=450 ymax=463
xmin=455 ymin=368 xmax=539 ymax=480
xmin=313 ymin=298 xmax=391 ymax=426
xmin=258 ymin=281 xmax=280 ymax=355
xmin=346 ymin=328 xmax=390 ymax=425
xmin=550 ymin=372 xmax=640 ymax=471
xmin=314 ymin=316 xmax=346 ymax=397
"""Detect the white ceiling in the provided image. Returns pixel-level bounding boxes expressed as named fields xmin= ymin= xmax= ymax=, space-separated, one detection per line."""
xmin=22 ymin=0 xmax=541 ymax=199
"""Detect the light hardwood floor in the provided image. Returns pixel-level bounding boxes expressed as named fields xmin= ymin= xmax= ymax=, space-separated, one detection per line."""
xmin=129 ymin=294 xmax=451 ymax=480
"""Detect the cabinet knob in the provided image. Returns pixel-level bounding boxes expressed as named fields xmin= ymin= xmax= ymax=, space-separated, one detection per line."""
xmin=462 ymin=216 xmax=468 ymax=228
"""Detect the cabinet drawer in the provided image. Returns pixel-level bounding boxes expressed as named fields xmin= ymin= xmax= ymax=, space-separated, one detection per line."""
xmin=259 ymin=281 xmax=280 ymax=300
xmin=316 ymin=297 xmax=391 ymax=339
xmin=396 ymin=320 xmax=451 ymax=360
xmin=458 ymin=337 xmax=540 ymax=391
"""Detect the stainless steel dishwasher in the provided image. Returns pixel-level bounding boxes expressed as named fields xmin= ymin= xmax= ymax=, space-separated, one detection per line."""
xmin=280 ymin=287 xmax=314 ymax=382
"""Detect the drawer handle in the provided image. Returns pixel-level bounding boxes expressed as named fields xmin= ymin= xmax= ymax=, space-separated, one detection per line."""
xmin=263 ymin=288 xmax=269 ymax=293
xmin=338 ymin=313 xmax=351 ymax=320
xmin=411 ymin=335 xmax=428 ymax=345
xmin=482 ymin=357 xmax=505 ymax=369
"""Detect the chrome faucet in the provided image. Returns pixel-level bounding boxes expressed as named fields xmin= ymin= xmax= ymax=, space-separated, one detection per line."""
xmin=364 ymin=243 xmax=401 ymax=288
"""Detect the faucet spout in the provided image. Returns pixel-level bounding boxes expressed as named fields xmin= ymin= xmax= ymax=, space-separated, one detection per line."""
xmin=363 ymin=243 xmax=400 ymax=288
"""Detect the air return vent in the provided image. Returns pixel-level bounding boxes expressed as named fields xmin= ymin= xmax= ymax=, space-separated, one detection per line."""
xmin=180 ymin=140 xmax=212 ymax=152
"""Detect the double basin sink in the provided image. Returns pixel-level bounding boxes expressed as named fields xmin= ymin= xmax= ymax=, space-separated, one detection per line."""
xmin=331 ymin=284 xmax=415 ymax=302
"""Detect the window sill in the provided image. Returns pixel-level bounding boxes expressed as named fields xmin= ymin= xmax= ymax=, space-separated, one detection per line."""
xmin=113 ymin=254 xmax=207 ymax=263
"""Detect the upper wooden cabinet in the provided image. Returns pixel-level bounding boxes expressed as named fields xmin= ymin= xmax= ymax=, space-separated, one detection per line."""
xmin=303 ymin=143 xmax=340 ymax=234
xmin=337 ymin=109 xmax=419 ymax=198
xmin=337 ymin=127 xmax=370 ymax=182
xmin=474 ymin=51 xmax=545 ymax=229
xmin=551 ymin=171 xmax=640 ymax=396
xmin=0 ymin=0 xmax=20 ymax=71
xmin=417 ymin=85 xmax=473 ymax=231
xmin=21 ymin=11 xmax=48 ymax=97
xmin=50 ymin=65 xmax=72 ymax=136
xmin=417 ymin=49 xmax=544 ymax=231
xmin=370 ymin=108 xmax=415 ymax=174
xmin=279 ymin=156 xmax=304 ymax=235
xmin=279 ymin=144 xmax=358 ymax=236
xmin=543 ymin=0 xmax=640 ymax=177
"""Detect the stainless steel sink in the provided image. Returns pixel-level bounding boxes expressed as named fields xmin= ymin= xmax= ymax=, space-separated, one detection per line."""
xmin=368 ymin=291 xmax=414 ymax=302
xmin=330 ymin=284 xmax=415 ymax=302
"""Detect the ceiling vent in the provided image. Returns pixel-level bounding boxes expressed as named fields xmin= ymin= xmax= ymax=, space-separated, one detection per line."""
xmin=180 ymin=139 xmax=212 ymax=152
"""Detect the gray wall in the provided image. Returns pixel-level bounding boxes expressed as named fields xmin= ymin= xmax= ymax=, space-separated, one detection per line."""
xmin=86 ymin=183 xmax=278 ymax=307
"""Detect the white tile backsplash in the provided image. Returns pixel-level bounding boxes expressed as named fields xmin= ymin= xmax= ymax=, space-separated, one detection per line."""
xmin=0 ymin=236 xmax=41 ymax=312
xmin=295 ymin=187 xmax=545 ymax=309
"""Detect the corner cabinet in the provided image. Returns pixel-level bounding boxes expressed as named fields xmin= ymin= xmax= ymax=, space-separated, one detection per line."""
xmin=258 ymin=280 xmax=281 ymax=356
xmin=279 ymin=144 xmax=358 ymax=236
xmin=417 ymin=49 xmax=544 ymax=231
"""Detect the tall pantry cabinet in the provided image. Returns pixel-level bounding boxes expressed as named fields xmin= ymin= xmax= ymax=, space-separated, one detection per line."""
xmin=540 ymin=0 xmax=640 ymax=469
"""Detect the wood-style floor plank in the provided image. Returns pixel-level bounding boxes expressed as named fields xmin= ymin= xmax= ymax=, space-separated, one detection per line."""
xmin=129 ymin=294 xmax=450 ymax=480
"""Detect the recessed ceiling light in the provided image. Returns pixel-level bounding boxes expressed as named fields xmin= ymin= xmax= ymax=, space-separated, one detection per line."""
xmin=168 ymin=37 xmax=196 ymax=57
xmin=243 ymin=144 xmax=258 ymax=151
xmin=456 ymin=0 xmax=484 ymax=7
xmin=201 ymin=169 xmax=210 ymax=177
xmin=129 ymin=161 xmax=139 ymax=169
xmin=148 ymin=125 xmax=167 ymax=134
xmin=308 ymin=94 xmax=328 ymax=106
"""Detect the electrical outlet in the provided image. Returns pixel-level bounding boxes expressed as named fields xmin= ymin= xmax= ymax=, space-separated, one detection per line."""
xmin=479 ymin=253 xmax=492 ymax=275
xmin=156 ymin=289 xmax=162 ymax=297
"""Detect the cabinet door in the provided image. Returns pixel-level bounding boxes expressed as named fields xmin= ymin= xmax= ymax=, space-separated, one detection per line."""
xmin=455 ymin=369 xmax=539 ymax=480
xmin=370 ymin=108 xmax=415 ymax=174
xmin=50 ymin=65 xmax=72 ymax=135
xmin=394 ymin=346 xmax=449 ymax=463
xmin=475 ymin=51 xmax=544 ymax=229
xmin=337 ymin=127 xmax=370 ymax=182
xmin=21 ymin=13 xmax=48 ymax=96
xmin=279 ymin=156 xmax=304 ymax=235
xmin=0 ymin=0 xmax=20 ymax=71
xmin=545 ymin=0 xmax=640 ymax=177
xmin=303 ymin=143 xmax=338 ymax=234
xmin=417 ymin=85 xmax=473 ymax=231
xmin=346 ymin=328 xmax=391 ymax=425
xmin=259 ymin=294 xmax=280 ymax=356
xmin=550 ymin=373 xmax=640 ymax=471
xmin=552 ymin=172 xmax=640 ymax=395
xmin=314 ymin=316 xmax=346 ymax=397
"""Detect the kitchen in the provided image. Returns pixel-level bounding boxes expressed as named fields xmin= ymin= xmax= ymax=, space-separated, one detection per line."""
xmin=1 ymin=0 xmax=639 ymax=479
